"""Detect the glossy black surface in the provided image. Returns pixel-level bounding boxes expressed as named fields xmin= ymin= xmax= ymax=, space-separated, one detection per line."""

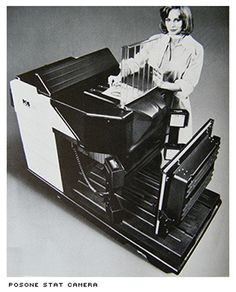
xmin=53 ymin=129 xmax=221 ymax=274
xmin=16 ymin=49 xmax=221 ymax=274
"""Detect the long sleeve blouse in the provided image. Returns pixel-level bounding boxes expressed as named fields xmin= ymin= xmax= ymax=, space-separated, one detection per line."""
xmin=124 ymin=33 xmax=204 ymax=100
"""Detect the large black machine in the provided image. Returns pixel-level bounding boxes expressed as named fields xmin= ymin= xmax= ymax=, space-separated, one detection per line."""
xmin=10 ymin=40 xmax=221 ymax=274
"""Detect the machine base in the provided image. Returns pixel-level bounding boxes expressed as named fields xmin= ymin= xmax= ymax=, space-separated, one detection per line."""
xmin=29 ymin=168 xmax=221 ymax=274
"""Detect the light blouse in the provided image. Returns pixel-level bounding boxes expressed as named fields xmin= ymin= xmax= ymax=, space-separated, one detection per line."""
xmin=125 ymin=33 xmax=204 ymax=100
xmin=124 ymin=33 xmax=204 ymax=143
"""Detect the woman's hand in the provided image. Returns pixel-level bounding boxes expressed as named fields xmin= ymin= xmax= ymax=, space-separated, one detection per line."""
xmin=108 ymin=73 xmax=122 ymax=87
xmin=153 ymin=70 xmax=182 ymax=92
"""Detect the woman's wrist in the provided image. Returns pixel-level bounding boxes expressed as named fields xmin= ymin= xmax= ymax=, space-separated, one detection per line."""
xmin=161 ymin=81 xmax=182 ymax=92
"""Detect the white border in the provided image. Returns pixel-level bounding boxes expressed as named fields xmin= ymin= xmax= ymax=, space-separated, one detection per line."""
xmin=2 ymin=0 xmax=234 ymax=291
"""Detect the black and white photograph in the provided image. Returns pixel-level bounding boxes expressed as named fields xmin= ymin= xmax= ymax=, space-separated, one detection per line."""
xmin=6 ymin=3 xmax=229 ymax=281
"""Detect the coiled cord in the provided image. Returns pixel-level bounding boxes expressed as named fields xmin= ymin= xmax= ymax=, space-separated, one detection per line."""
xmin=71 ymin=142 xmax=108 ymax=196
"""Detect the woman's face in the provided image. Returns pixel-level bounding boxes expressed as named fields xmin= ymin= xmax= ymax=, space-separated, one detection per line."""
xmin=165 ymin=9 xmax=183 ymax=36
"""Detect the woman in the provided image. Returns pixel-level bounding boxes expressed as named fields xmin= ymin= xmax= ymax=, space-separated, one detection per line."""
xmin=110 ymin=6 xmax=204 ymax=143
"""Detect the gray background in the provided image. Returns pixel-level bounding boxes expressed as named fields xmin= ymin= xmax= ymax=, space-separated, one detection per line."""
xmin=7 ymin=6 xmax=229 ymax=276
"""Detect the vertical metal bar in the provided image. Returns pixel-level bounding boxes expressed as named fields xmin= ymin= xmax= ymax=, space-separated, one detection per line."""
xmin=141 ymin=65 xmax=145 ymax=93
xmin=127 ymin=45 xmax=134 ymax=100
xmin=120 ymin=46 xmax=126 ymax=108
xmin=125 ymin=45 xmax=129 ymax=104
xmin=121 ymin=45 xmax=129 ymax=107
xmin=125 ymin=45 xmax=128 ymax=86
xmin=135 ymin=45 xmax=138 ymax=92
xmin=121 ymin=46 xmax=125 ymax=84
xmin=151 ymin=66 xmax=154 ymax=88
xmin=131 ymin=45 xmax=135 ymax=96
xmin=137 ymin=45 xmax=141 ymax=92
xmin=147 ymin=62 xmax=150 ymax=91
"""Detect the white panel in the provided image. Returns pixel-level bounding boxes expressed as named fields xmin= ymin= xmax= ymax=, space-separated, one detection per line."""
xmin=165 ymin=148 xmax=180 ymax=160
xmin=10 ymin=79 xmax=75 ymax=191
xmin=169 ymin=114 xmax=185 ymax=127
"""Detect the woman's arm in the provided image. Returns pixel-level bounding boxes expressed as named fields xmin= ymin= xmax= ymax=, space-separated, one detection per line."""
xmin=153 ymin=68 xmax=182 ymax=91
xmin=158 ymin=42 xmax=204 ymax=98
xmin=121 ymin=34 xmax=162 ymax=76
xmin=160 ymin=81 xmax=182 ymax=91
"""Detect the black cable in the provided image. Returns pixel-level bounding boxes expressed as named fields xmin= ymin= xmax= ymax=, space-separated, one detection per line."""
xmin=71 ymin=142 xmax=108 ymax=196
